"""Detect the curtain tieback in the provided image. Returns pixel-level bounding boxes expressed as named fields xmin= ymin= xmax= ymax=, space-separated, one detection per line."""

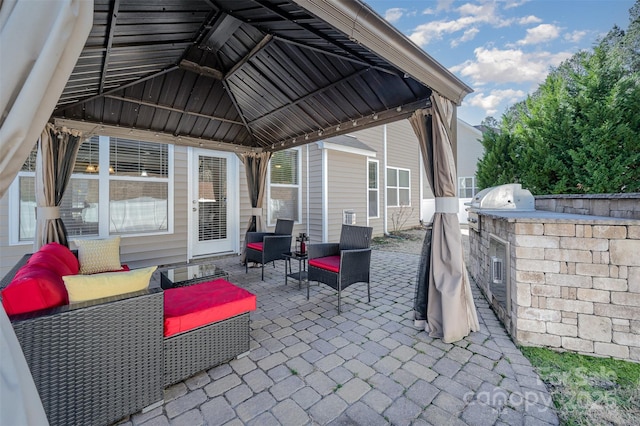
xmin=434 ymin=197 xmax=458 ymax=214
xmin=37 ymin=206 xmax=60 ymax=220
xmin=251 ymin=207 xmax=262 ymax=216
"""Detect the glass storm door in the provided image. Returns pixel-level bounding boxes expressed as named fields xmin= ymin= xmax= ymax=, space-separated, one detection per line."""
xmin=191 ymin=150 xmax=237 ymax=257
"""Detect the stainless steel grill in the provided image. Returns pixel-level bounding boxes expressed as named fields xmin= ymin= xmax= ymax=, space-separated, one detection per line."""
xmin=466 ymin=184 xmax=535 ymax=231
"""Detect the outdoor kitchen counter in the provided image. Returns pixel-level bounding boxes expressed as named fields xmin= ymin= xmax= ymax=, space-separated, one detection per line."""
xmin=473 ymin=209 xmax=640 ymax=225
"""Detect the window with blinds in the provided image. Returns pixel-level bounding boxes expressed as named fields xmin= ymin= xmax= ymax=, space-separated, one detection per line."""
xmin=268 ymin=149 xmax=300 ymax=225
xmin=14 ymin=136 xmax=171 ymax=242
xmin=198 ymin=156 xmax=227 ymax=241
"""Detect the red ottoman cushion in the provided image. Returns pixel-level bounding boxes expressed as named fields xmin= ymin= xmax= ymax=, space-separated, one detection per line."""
xmin=163 ymin=279 xmax=256 ymax=337
xmin=309 ymin=255 xmax=341 ymax=273
xmin=246 ymin=242 xmax=263 ymax=251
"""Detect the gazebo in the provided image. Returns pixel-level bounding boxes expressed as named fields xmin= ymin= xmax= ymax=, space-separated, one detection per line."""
xmin=0 ymin=1 xmax=478 ymax=423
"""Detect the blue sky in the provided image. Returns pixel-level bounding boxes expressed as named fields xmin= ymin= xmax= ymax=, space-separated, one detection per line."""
xmin=364 ymin=0 xmax=635 ymax=125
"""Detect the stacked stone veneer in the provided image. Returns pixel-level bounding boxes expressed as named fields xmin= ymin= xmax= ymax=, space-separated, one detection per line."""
xmin=469 ymin=213 xmax=640 ymax=362
xmin=535 ymin=193 xmax=640 ymax=219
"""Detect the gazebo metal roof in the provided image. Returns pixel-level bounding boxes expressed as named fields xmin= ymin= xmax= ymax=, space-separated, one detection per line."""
xmin=52 ymin=0 xmax=472 ymax=152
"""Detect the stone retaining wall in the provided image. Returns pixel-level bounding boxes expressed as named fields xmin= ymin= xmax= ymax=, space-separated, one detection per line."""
xmin=469 ymin=213 xmax=640 ymax=362
xmin=535 ymin=193 xmax=640 ymax=220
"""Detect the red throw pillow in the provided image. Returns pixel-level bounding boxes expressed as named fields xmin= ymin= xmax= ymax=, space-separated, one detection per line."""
xmin=1 ymin=266 xmax=68 ymax=316
xmin=38 ymin=242 xmax=80 ymax=275
xmin=27 ymin=250 xmax=75 ymax=277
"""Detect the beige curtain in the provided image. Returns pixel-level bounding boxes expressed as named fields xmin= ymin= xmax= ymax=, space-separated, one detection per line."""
xmin=409 ymin=94 xmax=479 ymax=343
xmin=239 ymin=151 xmax=272 ymax=263
xmin=0 ymin=1 xmax=92 ymax=424
xmin=0 ymin=0 xmax=93 ymax=196
xmin=34 ymin=124 xmax=83 ymax=250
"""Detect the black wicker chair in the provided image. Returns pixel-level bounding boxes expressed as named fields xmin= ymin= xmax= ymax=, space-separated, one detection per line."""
xmin=245 ymin=218 xmax=294 ymax=280
xmin=307 ymin=224 xmax=373 ymax=313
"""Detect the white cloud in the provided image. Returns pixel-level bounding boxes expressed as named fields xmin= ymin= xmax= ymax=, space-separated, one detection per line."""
xmin=451 ymin=27 xmax=480 ymax=47
xmin=564 ymin=30 xmax=587 ymax=43
xmin=518 ymin=15 xmax=542 ymax=25
xmin=451 ymin=47 xmax=572 ymax=85
xmin=409 ymin=2 xmax=510 ymax=46
xmin=517 ymin=23 xmax=561 ymax=45
xmin=465 ymin=89 xmax=527 ymax=115
xmin=384 ymin=8 xmax=405 ymax=23
xmin=504 ymin=0 xmax=530 ymax=9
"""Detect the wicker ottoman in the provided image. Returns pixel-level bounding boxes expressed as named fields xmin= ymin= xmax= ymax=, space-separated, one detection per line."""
xmin=163 ymin=279 xmax=256 ymax=386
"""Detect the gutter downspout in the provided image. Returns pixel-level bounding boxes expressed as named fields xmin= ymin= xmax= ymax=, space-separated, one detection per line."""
xmin=306 ymin=144 xmax=310 ymax=236
xmin=322 ymin=146 xmax=328 ymax=242
xmin=383 ymin=124 xmax=388 ymax=235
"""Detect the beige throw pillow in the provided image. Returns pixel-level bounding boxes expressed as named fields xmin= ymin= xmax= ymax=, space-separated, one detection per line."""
xmin=74 ymin=236 xmax=121 ymax=274
xmin=63 ymin=266 xmax=157 ymax=303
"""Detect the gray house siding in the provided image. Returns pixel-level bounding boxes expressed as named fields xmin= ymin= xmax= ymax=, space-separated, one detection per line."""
xmin=326 ymin=150 xmax=368 ymax=243
xmin=348 ymin=127 xmax=384 ymax=236
xmin=384 ymin=121 xmax=422 ymax=232
xmin=307 ymin=143 xmax=324 ymax=245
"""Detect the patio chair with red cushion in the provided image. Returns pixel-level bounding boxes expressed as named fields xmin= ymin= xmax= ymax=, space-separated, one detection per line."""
xmin=308 ymin=224 xmax=373 ymax=313
xmin=245 ymin=218 xmax=294 ymax=280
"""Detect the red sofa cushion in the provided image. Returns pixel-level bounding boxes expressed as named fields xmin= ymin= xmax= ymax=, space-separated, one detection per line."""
xmin=36 ymin=242 xmax=80 ymax=275
xmin=1 ymin=265 xmax=68 ymax=316
xmin=163 ymin=279 xmax=256 ymax=337
xmin=27 ymin=250 xmax=76 ymax=277
xmin=246 ymin=242 xmax=263 ymax=252
xmin=309 ymin=255 xmax=341 ymax=273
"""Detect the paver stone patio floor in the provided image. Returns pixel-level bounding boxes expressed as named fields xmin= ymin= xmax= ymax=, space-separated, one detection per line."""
xmin=126 ymin=231 xmax=559 ymax=426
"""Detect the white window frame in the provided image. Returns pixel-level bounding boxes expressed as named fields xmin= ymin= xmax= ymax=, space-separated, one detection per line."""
xmin=8 ymin=135 xmax=174 ymax=245
xmin=458 ymin=176 xmax=477 ymax=198
xmin=267 ymin=148 xmax=302 ymax=226
xmin=386 ymin=166 xmax=411 ymax=207
xmin=367 ymin=159 xmax=379 ymax=219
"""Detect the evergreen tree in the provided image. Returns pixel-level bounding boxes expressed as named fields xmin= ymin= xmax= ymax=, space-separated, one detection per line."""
xmin=475 ymin=0 xmax=640 ymax=194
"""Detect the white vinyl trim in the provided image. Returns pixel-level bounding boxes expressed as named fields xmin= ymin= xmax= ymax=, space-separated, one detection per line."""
xmin=267 ymin=147 xmax=302 ymax=226
xmin=367 ymin=159 xmax=380 ymax=221
xmin=316 ymin=141 xmax=376 ymax=157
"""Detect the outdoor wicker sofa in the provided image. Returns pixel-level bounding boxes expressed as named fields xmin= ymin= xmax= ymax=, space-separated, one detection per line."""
xmin=1 ymin=253 xmax=164 ymax=426
xmin=1 ymin=250 xmax=255 ymax=426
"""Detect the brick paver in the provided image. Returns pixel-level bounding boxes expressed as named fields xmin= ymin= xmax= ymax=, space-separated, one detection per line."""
xmin=122 ymin=230 xmax=558 ymax=425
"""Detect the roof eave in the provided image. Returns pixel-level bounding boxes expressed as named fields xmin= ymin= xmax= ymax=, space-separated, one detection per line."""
xmin=292 ymin=0 xmax=473 ymax=105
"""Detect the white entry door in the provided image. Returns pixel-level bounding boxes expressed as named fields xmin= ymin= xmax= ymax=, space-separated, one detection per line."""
xmin=190 ymin=149 xmax=238 ymax=257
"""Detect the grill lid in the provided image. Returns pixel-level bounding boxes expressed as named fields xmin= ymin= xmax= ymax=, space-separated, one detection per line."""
xmin=468 ymin=184 xmax=535 ymax=211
